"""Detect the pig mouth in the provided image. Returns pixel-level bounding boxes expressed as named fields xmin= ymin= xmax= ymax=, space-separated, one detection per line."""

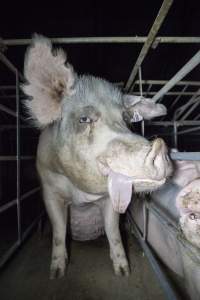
xmin=97 ymin=161 xmax=166 ymax=214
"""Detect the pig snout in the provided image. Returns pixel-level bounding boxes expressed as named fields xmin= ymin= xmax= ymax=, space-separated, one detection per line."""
xmin=145 ymin=138 xmax=173 ymax=181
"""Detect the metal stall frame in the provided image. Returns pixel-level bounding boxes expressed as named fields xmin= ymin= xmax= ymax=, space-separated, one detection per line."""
xmin=0 ymin=52 xmax=42 ymax=269
xmin=0 ymin=0 xmax=200 ymax=298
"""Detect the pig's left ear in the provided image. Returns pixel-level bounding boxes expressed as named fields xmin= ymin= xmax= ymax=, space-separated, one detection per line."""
xmin=123 ymin=95 xmax=167 ymax=122
xmin=22 ymin=34 xmax=76 ymax=128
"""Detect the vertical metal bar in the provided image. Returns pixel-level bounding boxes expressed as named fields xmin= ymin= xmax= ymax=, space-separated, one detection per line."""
xmin=125 ymin=0 xmax=174 ymax=91
xmin=139 ymin=67 xmax=143 ymax=97
xmin=173 ymin=121 xmax=178 ymax=149
xmin=152 ymin=51 xmax=200 ymax=102
xmin=143 ymin=202 xmax=148 ymax=241
xmin=138 ymin=67 xmax=145 ymax=137
xmin=16 ymin=71 xmax=22 ymax=243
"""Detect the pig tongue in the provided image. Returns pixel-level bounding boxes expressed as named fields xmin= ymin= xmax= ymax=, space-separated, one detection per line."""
xmin=108 ymin=170 xmax=133 ymax=214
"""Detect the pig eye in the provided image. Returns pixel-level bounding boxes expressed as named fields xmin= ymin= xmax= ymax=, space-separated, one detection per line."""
xmin=79 ymin=117 xmax=92 ymax=123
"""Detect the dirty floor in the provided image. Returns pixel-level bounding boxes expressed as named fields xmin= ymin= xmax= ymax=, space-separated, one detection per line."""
xmin=0 ymin=231 xmax=165 ymax=300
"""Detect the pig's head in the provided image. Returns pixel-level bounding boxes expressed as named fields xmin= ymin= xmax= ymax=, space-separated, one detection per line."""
xmin=22 ymin=35 xmax=172 ymax=213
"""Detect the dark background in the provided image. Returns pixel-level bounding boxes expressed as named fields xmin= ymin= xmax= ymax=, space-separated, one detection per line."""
xmin=1 ymin=0 xmax=200 ymax=84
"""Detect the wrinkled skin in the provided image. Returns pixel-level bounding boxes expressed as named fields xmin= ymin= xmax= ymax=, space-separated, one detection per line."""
xmin=23 ymin=34 xmax=173 ymax=279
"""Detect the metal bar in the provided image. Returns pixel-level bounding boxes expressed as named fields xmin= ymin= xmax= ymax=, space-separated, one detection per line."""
xmin=0 ymin=103 xmax=27 ymax=121
xmin=0 ymin=187 xmax=40 ymax=214
xmin=173 ymin=122 xmax=178 ymax=148
xmin=20 ymin=187 xmax=41 ymax=202
xmin=152 ymin=51 xmax=200 ymax=102
xmin=178 ymin=126 xmax=200 ymax=135
xmin=0 ymin=156 xmax=35 ymax=161
xmin=0 ymin=199 xmax=17 ymax=213
xmin=180 ymin=98 xmax=200 ymax=121
xmin=16 ymin=71 xmax=22 ymax=243
xmin=128 ymin=213 xmax=180 ymax=300
xmin=194 ymin=113 xmax=200 ymax=120
xmin=134 ymin=80 xmax=200 ymax=86
xmin=0 ymin=95 xmax=24 ymax=99
xmin=125 ymin=0 xmax=174 ymax=91
xmin=148 ymin=120 xmax=200 ymax=126
xmin=132 ymin=91 xmax=200 ymax=96
xmin=0 ymin=241 xmax=19 ymax=269
xmin=3 ymin=36 xmax=200 ymax=46
xmin=0 ymin=125 xmax=36 ymax=130
xmin=173 ymin=92 xmax=200 ymax=120
xmin=170 ymin=152 xmax=200 ymax=161
xmin=145 ymin=84 xmax=152 ymax=97
xmin=168 ymin=85 xmax=188 ymax=111
xmin=0 ymin=85 xmax=16 ymax=90
xmin=0 ymin=52 xmax=24 ymax=81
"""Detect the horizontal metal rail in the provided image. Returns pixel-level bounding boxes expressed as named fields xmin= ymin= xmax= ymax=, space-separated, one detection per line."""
xmin=134 ymin=80 xmax=200 ymax=86
xmin=0 ymin=156 xmax=35 ymax=161
xmin=133 ymin=91 xmax=200 ymax=96
xmin=3 ymin=36 xmax=200 ymax=46
xmin=125 ymin=0 xmax=174 ymax=91
xmin=0 ymin=187 xmax=40 ymax=214
xmin=0 ymin=85 xmax=16 ymax=90
xmin=148 ymin=120 xmax=200 ymax=126
xmin=152 ymin=51 xmax=200 ymax=102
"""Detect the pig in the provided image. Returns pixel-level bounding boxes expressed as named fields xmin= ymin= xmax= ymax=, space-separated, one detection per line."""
xmin=174 ymin=159 xmax=200 ymax=248
xmin=22 ymin=34 xmax=172 ymax=279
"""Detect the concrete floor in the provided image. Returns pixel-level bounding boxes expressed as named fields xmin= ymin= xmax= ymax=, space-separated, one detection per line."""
xmin=0 ymin=231 xmax=165 ymax=300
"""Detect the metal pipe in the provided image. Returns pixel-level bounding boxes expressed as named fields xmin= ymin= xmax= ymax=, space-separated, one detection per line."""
xmin=173 ymin=93 xmax=200 ymax=120
xmin=148 ymin=121 xmax=200 ymax=126
xmin=0 ymin=199 xmax=17 ymax=213
xmin=0 ymin=156 xmax=35 ymax=161
xmin=173 ymin=122 xmax=178 ymax=148
xmin=3 ymin=36 xmax=200 ymax=46
xmin=145 ymin=84 xmax=152 ymax=97
xmin=194 ymin=113 xmax=200 ymax=120
xmin=0 ymin=187 xmax=40 ymax=214
xmin=0 ymin=85 xmax=16 ymax=90
xmin=128 ymin=213 xmax=181 ymax=300
xmin=180 ymin=99 xmax=200 ymax=121
xmin=170 ymin=152 xmax=200 ymax=161
xmin=125 ymin=0 xmax=174 ymax=91
xmin=132 ymin=91 xmax=200 ymax=96
xmin=152 ymin=51 xmax=200 ymax=102
xmin=16 ymin=71 xmax=22 ymax=243
xmin=178 ymin=126 xmax=200 ymax=135
xmin=134 ymin=80 xmax=200 ymax=86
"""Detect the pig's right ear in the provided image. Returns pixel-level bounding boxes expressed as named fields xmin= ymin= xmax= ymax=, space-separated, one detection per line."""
xmin=22 ymin=34 xmax=75 ymax=128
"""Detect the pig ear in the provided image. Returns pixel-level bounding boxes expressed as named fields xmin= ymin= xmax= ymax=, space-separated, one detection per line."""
xmin=22 ymin=34 xmax=75 ymax=128
xmin=123 ymin=95 xmax=142 ymax=108
xmin=123 ymin=95 xmax=167 ymax=121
